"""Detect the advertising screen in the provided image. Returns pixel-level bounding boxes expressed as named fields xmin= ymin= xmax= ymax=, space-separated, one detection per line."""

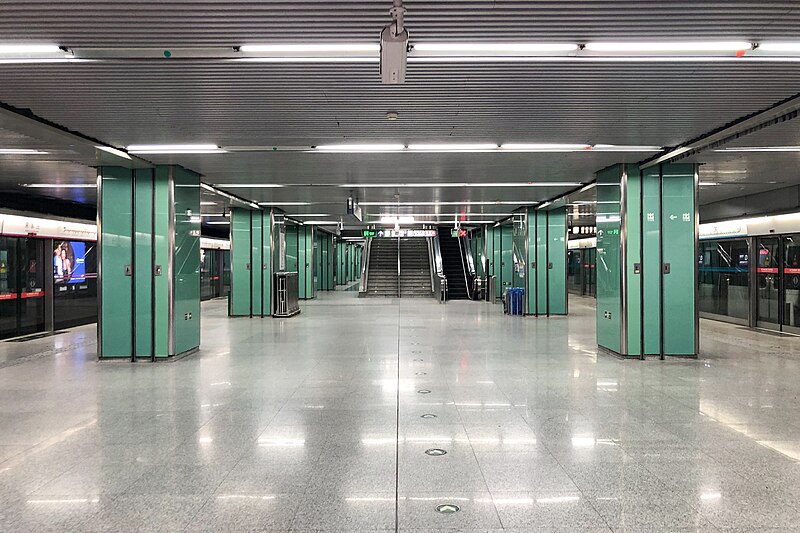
xmin=54 ymin=241 xmax=95 ymax=284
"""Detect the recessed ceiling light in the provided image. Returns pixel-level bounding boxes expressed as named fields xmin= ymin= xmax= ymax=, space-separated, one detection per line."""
xmin=386 ymin=111 xmax=400 ymax=121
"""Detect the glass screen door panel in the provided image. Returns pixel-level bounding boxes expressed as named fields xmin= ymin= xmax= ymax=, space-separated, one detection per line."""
xmin=756 ymin=237 xmax=781 ymax=329
xmin=0 ymin=237 xmax=18 ymax=339
xmin=782 ymin=235 xmax=800 ymax=333
xmin=18 ymin=238 xmax=46 ymax=336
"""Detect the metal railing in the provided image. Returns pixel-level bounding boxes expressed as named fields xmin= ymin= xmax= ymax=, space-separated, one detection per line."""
xmin=358 ymin=237 xmax=372 ymax=295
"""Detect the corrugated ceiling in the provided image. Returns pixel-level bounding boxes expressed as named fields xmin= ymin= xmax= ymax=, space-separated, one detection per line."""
xmin=1 ymin=1 xmax=800 ymax=217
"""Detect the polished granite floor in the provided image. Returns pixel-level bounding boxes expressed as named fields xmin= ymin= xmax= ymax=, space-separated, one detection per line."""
xmin=3 ymin=293 xmax=800 ymax=531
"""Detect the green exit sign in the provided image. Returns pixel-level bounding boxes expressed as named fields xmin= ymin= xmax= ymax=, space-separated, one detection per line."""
xmin=451 ymin=228 xmax=467 ymax=238
xmin=362 ymin=229 xmax=377 ymax=238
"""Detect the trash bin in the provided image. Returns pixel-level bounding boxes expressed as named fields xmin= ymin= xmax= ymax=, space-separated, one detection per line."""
xmin=506 ymin=288 xmax=525 ymax=316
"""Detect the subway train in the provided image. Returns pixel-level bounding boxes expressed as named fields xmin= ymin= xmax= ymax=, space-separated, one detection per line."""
xmin=0 ymin=211 xmax=229 ymax=341
xmin=568 ymin=212 xmax=800 ymax=334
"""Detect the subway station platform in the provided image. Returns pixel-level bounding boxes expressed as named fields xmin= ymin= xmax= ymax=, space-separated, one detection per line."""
xmin=2 ymin=293 xmax=800 ymax=531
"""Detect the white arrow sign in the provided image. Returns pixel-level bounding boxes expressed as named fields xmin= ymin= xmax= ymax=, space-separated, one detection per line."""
xmin=669 ymin=214 xmax=678 ymax=221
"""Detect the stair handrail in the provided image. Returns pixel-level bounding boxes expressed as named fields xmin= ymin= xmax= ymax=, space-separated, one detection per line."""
xmin=431 ymin=234 xmax=447 ymax=303
xmin=358 ymin=237 xmax=372 ymax=295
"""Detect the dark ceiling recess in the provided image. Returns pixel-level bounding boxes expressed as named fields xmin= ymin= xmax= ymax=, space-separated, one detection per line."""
xmin=0 ymin=190 xmax=96 ymax=221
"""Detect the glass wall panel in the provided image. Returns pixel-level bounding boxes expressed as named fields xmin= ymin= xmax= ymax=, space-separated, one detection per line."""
xmin=19 ymin=238 xmax=46 ymax=336
xmin=757 ymin=237 xmax=781 ymax=327
xmin=783 ymin=234 xmax=800 ymax=330
xmin=698 ymin=238 xmax=749 ymax=322
xmin=0 ymin=237 xmax=18 ymax=339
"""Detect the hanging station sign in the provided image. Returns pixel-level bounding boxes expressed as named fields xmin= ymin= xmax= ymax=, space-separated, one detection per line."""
xmin=369 ymin=229 xmax=436 ymax=238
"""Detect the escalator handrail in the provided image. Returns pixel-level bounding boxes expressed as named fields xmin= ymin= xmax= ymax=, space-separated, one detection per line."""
xmin=457 ymin=234 xmax=474 ymax=300
xmin=358 ymin=237 xmax=372 ymax=294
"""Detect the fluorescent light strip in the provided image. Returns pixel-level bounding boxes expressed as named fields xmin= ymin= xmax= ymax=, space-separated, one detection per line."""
xmin=127 ymin=144 xmax=227 ymax=154
xmin=359 ymin=201 xmax=530 ymax=206
xmin=211 ymin=184 xmax=284 ymax=188
xmin=759 ymin=42 xmax=800 ymax=52
xmin=200 ymin=201 xmax=217 ymax=206
xmin=0 ymin=44 xmax=62 ymax=54
xmin=22 ymin=183 xmax=94 ymax=188
xmin=502 ymin=143 xmax=588 ymax=151
xmin=304 ymin=221 xmax=340 ymax=225
xmin=316 ymin=144 xmax=405 ymax=152
xmin=95 ymin=145 xmax=131 ymax=160
xmin=413 ymin=42 xmax=578 ymax=53
xmin=408 ymin=143 xmax=499 ymax=151
xmin=258 ymin=202 xmax=311 ymax=206
xmin=716 ymin=146 xmax=800 ymax=152
xmin=699 ymin=182 xmax=719 ymax=186
xmin=240 ymin=44 xmax=379 ymax=53
xmin=584 ymin=41 xmax=753 ymax=52
xmin=342 ymin=182 xmax=581 ymax=188
xmin=590 ymin=144 xmax=662 ymax=151
xmin=235 ymin=56 xmax=378 ymax=63
xmin=0 ymin=149 xmax=48 ymax=154
xmin=206 ymin=221 xmax=230 ymax=225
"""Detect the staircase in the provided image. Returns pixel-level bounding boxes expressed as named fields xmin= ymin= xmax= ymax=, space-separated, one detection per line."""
xmin=365 ymin=238 xmax=399 ymax=297
xmin=437 ymin=227 xmax=470 ymax=300
xmin=399 ymin=238 xmax=432 ymax=297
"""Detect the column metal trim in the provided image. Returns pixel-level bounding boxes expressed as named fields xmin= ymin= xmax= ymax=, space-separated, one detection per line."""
xmin=693 ymin=164 xmax=700 ymax=356
xmin=167 ymin=166 xmax=176 ymax=357
xmin=619 ymin=165 xmax=629 ymax=356
xmin=96 ymin=170 xmax=103 ymax=358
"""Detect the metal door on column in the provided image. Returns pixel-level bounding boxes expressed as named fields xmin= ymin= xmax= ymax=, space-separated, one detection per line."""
xmin=756 ymin=237 xmax=781 ymax=330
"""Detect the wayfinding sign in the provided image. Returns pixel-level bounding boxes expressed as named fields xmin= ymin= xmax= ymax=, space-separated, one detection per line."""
xmin=366 ymin=229 xmax=436 ymax=238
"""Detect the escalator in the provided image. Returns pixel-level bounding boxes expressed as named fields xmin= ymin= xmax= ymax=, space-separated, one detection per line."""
xmin=437 ymin=227 xmax=470 ymax=300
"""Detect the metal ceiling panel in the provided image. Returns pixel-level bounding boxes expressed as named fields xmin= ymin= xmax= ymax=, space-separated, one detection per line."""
xmin=2 ymin=1 xmax=799 ymax=46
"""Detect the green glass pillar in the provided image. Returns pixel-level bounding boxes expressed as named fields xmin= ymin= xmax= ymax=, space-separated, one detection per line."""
xmin=228 ymin=207 xmax=276 ymax=317
xmin=98 ymin=165 xmax=200 ymax=360
xmin=595 ymin=163 xmax=698 ymax=358
xmin=524 ymin=206 xmax=568 ymax=316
